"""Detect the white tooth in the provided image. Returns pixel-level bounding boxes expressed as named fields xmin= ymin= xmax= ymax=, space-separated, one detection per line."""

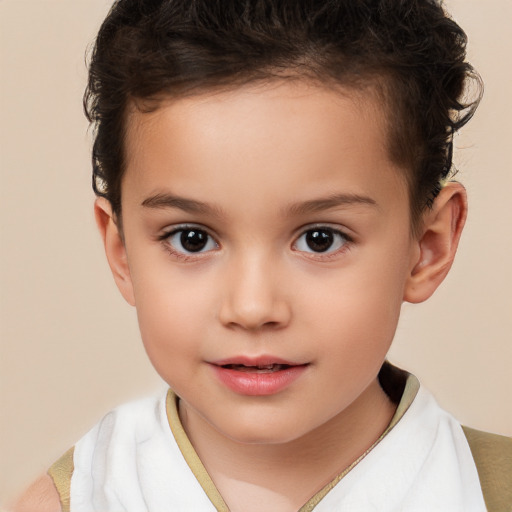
xmin=258 ymin=364 xmax=275 ymax=370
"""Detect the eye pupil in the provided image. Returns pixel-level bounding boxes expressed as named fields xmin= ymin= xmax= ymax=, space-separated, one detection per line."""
xmin=181 ymin=230 xmax=208 ymax=252
xmin=306 ymin=230 xmax=333 ymax=252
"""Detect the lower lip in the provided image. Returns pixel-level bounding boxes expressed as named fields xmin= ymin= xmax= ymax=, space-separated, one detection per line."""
xmin=210 ymin=364 xmax=308 ymax=396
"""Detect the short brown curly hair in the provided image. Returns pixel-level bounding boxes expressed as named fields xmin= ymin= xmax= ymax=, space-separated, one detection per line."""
xmin=85 ymin=0 xmax=482 ymax=231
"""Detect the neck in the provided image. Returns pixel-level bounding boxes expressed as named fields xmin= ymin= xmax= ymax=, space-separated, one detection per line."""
xmin=179 ymin=378 xmax=396 ymax=512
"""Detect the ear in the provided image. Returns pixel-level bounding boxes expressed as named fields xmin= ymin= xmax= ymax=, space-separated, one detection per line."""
xmin=404 ymin=182 xmax=467 ymax=304
xmin=94 ymin=197 xmax=135 ymax=306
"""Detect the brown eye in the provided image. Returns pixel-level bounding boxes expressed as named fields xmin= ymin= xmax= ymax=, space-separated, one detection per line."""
xmin=166 ymin=227 xmax=218 ymax=254
xmin=305 ymin=230 xmax=334 ymax=252
xmin=294 ymin=227 xmax=348 ymax=254
xmin=180 ymin=229 xmax=208 ymax=252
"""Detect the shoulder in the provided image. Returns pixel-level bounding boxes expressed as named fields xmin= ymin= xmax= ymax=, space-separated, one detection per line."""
xmin=463 ymin=426 xmax=512 ymax=471
xmin=462 ymin=426 xmax=512 ymax=511
xmin=13 ymin=392 xmax=170 ymax=512
xmin=8 ymin=474 xmax=61 ymax=512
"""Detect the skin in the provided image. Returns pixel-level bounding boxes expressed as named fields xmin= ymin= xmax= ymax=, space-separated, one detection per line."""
xmin=8 ymin=474 xmax=61 ymax=512
xmin=12 ymin=81 xmax=467 ymax=511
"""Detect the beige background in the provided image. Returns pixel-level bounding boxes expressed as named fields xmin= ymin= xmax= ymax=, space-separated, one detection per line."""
xmin=1 ymin=0 xmax=511 ymax=504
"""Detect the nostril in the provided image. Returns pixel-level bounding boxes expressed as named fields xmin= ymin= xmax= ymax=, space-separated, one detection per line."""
xmin=224 ymin=320 xmax=281 ymax=331
xmin=218 ymin=270 xmax=292 ymax=330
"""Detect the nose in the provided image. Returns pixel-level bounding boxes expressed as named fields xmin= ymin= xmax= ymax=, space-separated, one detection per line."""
xmin=218 ymin=254 xmax=291 ymax=331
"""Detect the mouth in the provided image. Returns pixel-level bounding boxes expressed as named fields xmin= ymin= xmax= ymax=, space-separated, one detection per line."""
xmin=209 ymin=357 xmax=309 ymax=395
xmin=219 ymin=363 xmax=295 ymax=373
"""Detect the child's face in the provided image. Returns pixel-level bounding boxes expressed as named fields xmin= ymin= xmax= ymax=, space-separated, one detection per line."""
xmin=114 ymin=81 xmax=420 ymax=444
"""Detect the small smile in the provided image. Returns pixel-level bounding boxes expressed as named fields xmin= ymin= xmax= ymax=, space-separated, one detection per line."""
xmin=211 ymin=355 xmax=307 ymax=367
xmin=209 ymin=356 xmax=309 ymax=395
xmin=220 ymin=363 xmax=295 ymax=373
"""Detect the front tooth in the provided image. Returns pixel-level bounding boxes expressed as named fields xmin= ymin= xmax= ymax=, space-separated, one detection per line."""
xmin=257 ymin=364 xmax=275 ymax=370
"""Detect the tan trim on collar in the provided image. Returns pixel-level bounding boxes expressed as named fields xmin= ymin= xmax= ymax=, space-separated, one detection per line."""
xmin=165 ymin=391 xmax=230 ymax=512
xmin=166 ymin=363 xmax=419 ymax=512
xmin=299 ymin=365 xmax=419 ymax=511
xmin=384 ymin=368 xmax=420 ymax=433
xmin=47 ymin=446 xmax=74 ymax=512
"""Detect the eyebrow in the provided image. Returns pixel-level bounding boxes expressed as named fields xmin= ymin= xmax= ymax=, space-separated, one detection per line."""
xmin=284 ymin=193 xmax=378 ymax=216
xmin=141 ymin=191 xmax=377 ymax=217
xmin=141 ymin=193 xmax=225 ymax=217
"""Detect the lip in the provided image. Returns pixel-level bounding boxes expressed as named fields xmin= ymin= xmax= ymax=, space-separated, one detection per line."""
xmin=209 ymin=355 xmax=309 ymax=396
xmin=211 ymin=355 xmax=304 ymax=367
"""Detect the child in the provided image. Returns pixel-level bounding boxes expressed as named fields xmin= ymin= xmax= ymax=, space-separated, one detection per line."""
xmin=12 ymin=0 xmax=511 ymax=510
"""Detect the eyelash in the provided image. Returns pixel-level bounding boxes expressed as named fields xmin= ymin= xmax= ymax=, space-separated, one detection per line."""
xmin=292 ymin=225 xmax=352 ymax=260
xmin=158 ymin=224 xmax=218 ymax=262
xmin=158 ymin=224 xmax=352 ymax=262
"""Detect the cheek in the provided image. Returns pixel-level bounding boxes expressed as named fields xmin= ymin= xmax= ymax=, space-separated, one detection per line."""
xmin=301 ymin=253 xmax=408 ymax=349
xmin=130 ymin=267 xmax=215 ymax=375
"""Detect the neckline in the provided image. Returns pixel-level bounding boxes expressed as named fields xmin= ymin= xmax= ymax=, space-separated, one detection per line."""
xmin=165 ymin=362 xmax=420 ymax=511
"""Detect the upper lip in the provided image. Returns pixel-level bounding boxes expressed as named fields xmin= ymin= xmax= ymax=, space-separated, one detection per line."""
xmin=210 ymin=355 xmax=307 ymax=367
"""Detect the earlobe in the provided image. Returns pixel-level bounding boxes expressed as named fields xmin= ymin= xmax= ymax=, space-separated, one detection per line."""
xmin=94 ymin=197 xmax=136 ymax=306
xmin=404 ymin=182 xmax=467 ymax=304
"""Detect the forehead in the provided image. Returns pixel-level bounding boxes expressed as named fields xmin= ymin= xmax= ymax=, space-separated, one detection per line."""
xmin=125 ymin=80 xmax=386 ymax=157
xmin=121 ymin=80 xmax=408 ymax=216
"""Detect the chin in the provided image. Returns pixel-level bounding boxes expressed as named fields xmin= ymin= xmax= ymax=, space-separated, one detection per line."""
xmin=214 ymin=416 xmax=309 ymax=446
